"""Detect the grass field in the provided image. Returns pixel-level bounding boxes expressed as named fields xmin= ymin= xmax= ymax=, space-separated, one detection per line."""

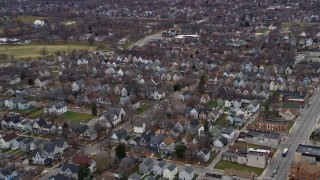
xmin=62 ymin=111 xmax=94 ymax=123
xmin=29 ymin=109 xmax=44 ymax=118
xmin=214 ymin=160 xmax=264 ymax=176
xmin=135 ymin=105 xmax=148 ymax=115
xmin=0 ymin=42 xmax=98 ymax=59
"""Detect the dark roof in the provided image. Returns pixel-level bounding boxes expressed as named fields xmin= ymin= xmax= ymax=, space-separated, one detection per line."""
xmin=166 ymin=164 xmax=176 ymax=171
xmin=36 ymin=118 xmax=47 ymax=127
xmin=14 ymin=136 xmax=27 ymax=142
xmin=52 ymin=139 xmax=66 ymax=148
xmin=61 ymin=163 xmax=79 ymax=174
xmin=184 ymin=166 xmax=194 ymax=174
xmin=222 ymin=127 xmax=234 ymax=135
xmin=142 ymin=158 xmax=153 ymax=166
xmin=2 ymin=133 xmax=18 ymax=142
xmin=296 ymin=144 xmax=320 ymax=157
xmin=21 ymin=137 xmax=34 ymax=144
xmin=0 ymin=164 xmax=16 ymax=176
xmin=114 ymin=129 xmax=128 ymax=140
xmin=217 ymin=136 xmax=228 ymax=145
xmin=201 ymin=148 xmax=210 ymax=155
xmin=128 ymin=173 xmax=141 ymax=180
xmin=157 ymin=160 xmax=166 ymax=168
xmin=189 ymin=119 xmax=200 ymax=127
xmin=49 ymin=173 xmax=70 ymax=180
xmin=141 ymin=131 xmax=154 ymax=142
xmin=246 ymin=130 xmax=280 ymax=139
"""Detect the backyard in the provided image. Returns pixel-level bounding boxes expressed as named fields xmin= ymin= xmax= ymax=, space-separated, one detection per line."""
xmin=135 ymin=105 xmax=148 ymax=115
xmin=28 ymin=109 xmax=44 ymax=118
xmin=214 ymin=160 xmax=264 ymax=176
xmin=62 ymin=111 xmax=94 ymax=123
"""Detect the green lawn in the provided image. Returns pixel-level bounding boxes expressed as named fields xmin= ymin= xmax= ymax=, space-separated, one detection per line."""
xmin=6 ymin=149 xmax=19 ymax=155
xmin=281 ymin=22 xmax=291 ymax=29
xmin=29 ymin=109 xmax=44 ymax=118
xmin=288 ymin=121 xmax=294 ymax=130
xmin=192 ymin=174 xmax=199 ymax=180
xmin=135 ymin=105 xmax=148 ymax=115
xmin=121 ymin=40 xmax=134 ymax=49
xmin=208 ymin=101 xmax=218 ymax=109
xmin=212 ymin=114 xmax=227 ymax=127
xmin=214 ymin=160 xmax=264 ymax=176
xmin=62 ymin=111 xmax=94 ymax=123
xmin=0 ymin=42 xmax=98 ymax=59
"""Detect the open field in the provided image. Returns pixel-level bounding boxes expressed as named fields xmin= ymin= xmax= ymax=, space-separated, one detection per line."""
xmin=0 ymin=42 xmax=98 ymax=59
xmin=62 ymin=111 xmax=94 ymax=123
xmin=214 ymin=160 xmax=264 ymax=176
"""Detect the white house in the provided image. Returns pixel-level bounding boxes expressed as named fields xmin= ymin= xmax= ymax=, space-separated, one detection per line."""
xmin=99 ymin=107 xmax=126 ymax=128
xmin=214 ymin=136 xmax=228 ymax=148
xmin=221 ymin=128 xmax=235 ymax=142
xmin=179 ymin=166 xmax=194 ymax=180
xmin=148 ymin=89 xmax=166 ymax=100
xmin=247 ymin=100 xmax=260 ymax=113
xmin=77 ymin=58 xmax=89 ymax=65
xmin=44 ymin=101 xmax=67 ymax=115
xmin=134 ymin=121 xmax=146 ymax=134
xmin=71 ymin=79 xmax=84 ymax=92
xmin=0 ymin=133 xmax=18 ymax=149
xmin=163 ymin=164 xmax=178 ymax=180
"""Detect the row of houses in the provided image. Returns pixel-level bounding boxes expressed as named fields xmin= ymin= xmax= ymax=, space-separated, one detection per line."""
xmin=131 ymin=158 xmax=195 ymax=180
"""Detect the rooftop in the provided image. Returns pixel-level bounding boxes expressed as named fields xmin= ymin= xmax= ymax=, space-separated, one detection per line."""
xmin=296 ymin=144 xmax=320 ymax=157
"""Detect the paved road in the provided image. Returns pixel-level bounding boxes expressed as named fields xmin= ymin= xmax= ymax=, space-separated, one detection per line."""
xmin=262 ymin=89 xmax=320 ymax=180
xmin=128 ymin=32 xmax=164 ymax=50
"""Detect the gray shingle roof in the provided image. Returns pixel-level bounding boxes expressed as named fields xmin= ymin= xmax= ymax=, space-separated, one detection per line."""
xmin=61 ymin=163 xmax=79 ymax=173
xmin=184 ymin=166 xmax=194 ymax=174
xmin=166 ymin=164 xmax=176 ymax=171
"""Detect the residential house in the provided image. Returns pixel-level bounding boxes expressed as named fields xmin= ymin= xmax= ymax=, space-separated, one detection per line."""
xmin=42 ymin=124 xmax=57 ymax=134
xmin=163 ymin=164 xmax=178 ymax=180
xmin=17 ymin=119 xmax=31 ymax=131
xmin=245 ymin=130 xmax=281 ymax=148
xmin=11 ymin=136 xmax=27 ymax=150
xmin=61 ymin=163 xmax=79 ymax=179
xmin=222 ymin=168 xmax=254 ymax=180
xmin=32 ymin=118 xmax=47 ymax=134
xmin=73 ymin=156 xmax=96 ymax=173
xmin=32 ymin=147 xmax=53 ymax=165
xmin=20 ymin=137 xmax=35 ymax=152
xmin=128 ymin=173 xmax=142 ymax=180
xmin=99 ymin=107 xmax=126 ymax=128
xmin=0 ymin=133 xmax=18 ymax=149
xmin=35 ymin=76 xmax=51 ymax=88
xmin=179 ymin=166 xmax=195 ymax=180
xmin=153 ymin=160 xmax=167 ymax=176
xmin=214 ymin=136 xmax=228 ymax=148
xmin=186 ymin=119 xmax=200 ymax=136
xmin=111 ymin=129 xmax=128 ymax=144
xmin=8 ymin=117 xmax=22 ymax=130
xmin=139 ymin=158 xmax=154 ymax=174
xmin=197 ymin=148 xmax=211 ymax=162
xmin=185 ymin=107 xmax=199 ymax=119
xmin=71 ymin=79 xmax=84 ymax=92
xmin=81 ymin=128 xmax=98 ymax=141
xmin=44 ymin=101 xmax=67 ymax=115
xmin=221 ymin=128 xmax=235 ymax=142
xmin=210 ymin=125 xmax=223 ymax=138
xmin=200 ymin=94 xmax=211 ymax=104
xmin=208 ymin=109 xmax=221 ymax=121
xmin=279 ymin=108 xmax=299 ymax=120
xmin=139 ymin=131 xmax=155 ymax=147
xmin=0 ymin=164 xmax=16 ymax=180
xmin=159 ymin=136 xmax=175 ymax=155
xmin=247 ymin=100 xmax=260 ymax=113
xmin=134 ymin=120 xmax=147 ymax=134
xmin=5 ymin=97 xmax=30 ymax=110
xmin=1 ymin=116 xmax=17 ymax=129
xmin=148 ymin=89 xmax=166 ymax=100
xmin=149 ymin=133 xmax=165 ymax=152
xmin=174 ymin=115 xmax=187 ymax=132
